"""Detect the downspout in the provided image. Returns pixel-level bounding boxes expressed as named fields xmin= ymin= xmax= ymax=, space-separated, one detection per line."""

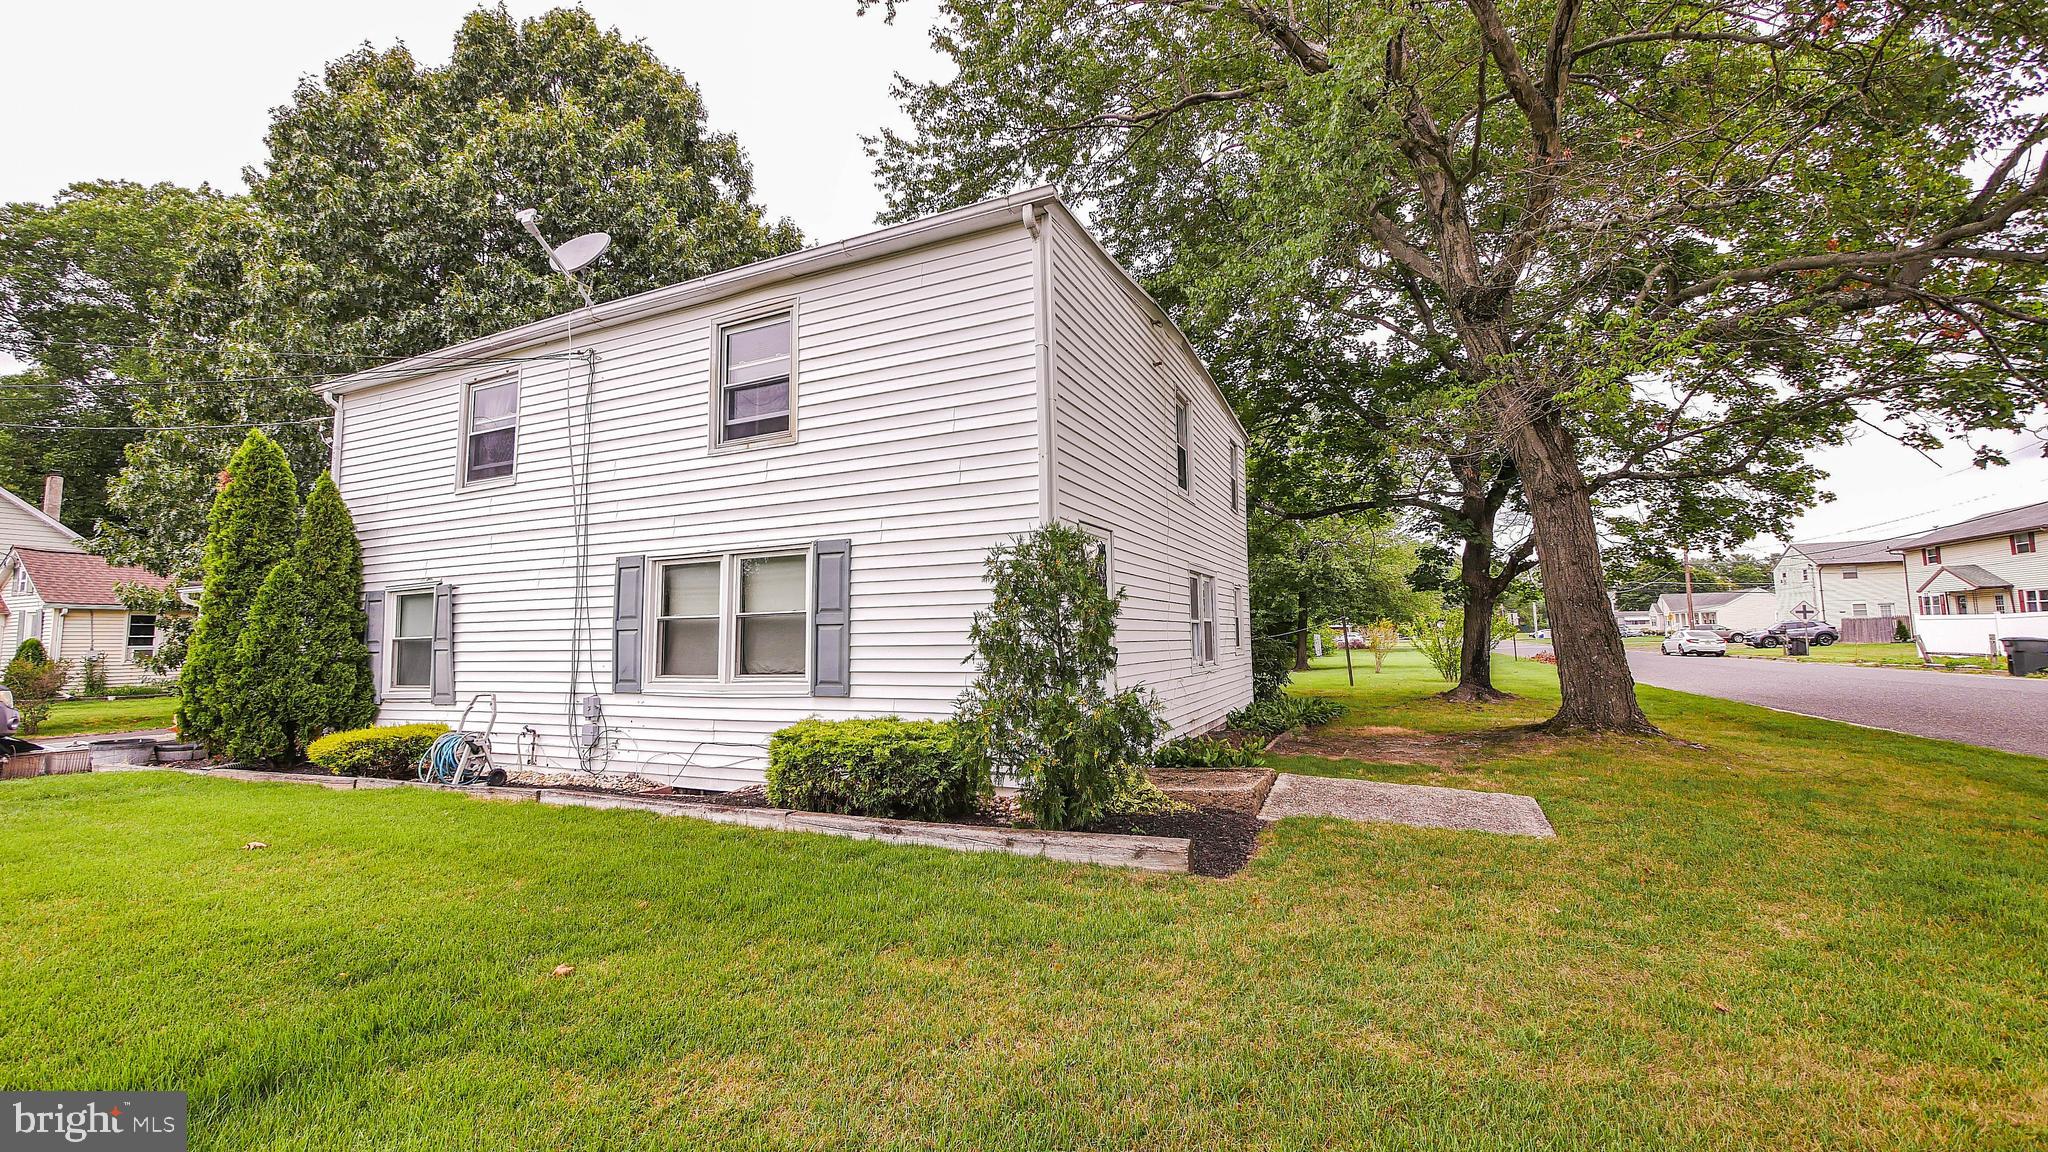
xmin=1026 ymin=203 xmax=1056 ymax=524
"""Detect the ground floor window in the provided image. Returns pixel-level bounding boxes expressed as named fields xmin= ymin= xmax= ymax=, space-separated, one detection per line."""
xmin=653 ymin=550 xmax=808 ymax=682
xmin=1189 ymin=573 xmax=1216 ymax=665
xmin=390 ymin=590 xmax=435 ymax=689
xmin=125 ymin=613 xmax=157 ymax=654
xmin=1850 ymin=603 xmax=1868 ymax=617
xmin=2025 ymin=589 xmax=2048 ymax=612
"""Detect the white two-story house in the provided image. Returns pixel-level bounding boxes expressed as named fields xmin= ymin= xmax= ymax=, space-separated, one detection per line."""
xmin=1772 ymin=538 xmax=1912 ymax=626
xmin=327 ymin=189 xmax=1253 ymax=789
xmin=1893 ymin=499 xmax=2048 ymax=653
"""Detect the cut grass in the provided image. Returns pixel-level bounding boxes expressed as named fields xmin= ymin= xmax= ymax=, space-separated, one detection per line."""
xmin=27 ymin=693 xmax=178 ymax=738
xmin=2 ymin=651 xmax=2044 ymax=1149
xmin=1725 ymin=641 xmax=2003 ymax=670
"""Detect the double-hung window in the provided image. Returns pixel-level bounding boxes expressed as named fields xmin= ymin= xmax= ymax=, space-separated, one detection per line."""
xmin=652 ymin=550 xmax=809 ymax=683
xmin=1188 ymin=573 xmax=1216 ymax=665
xmin=1922 ymin=546 xmax=1942 ymax=565
xmin=1229 ymin=441 xmax=1241 ymax=512
xmin=1173 ymin=398 xmax=1190 ymax=490
xmin=2013 ymin=532 xmax=2036 ymax=555
xmin=390 ymin=590 xmax=435 ymax=690
xmin=736 ymin=554 xmax=807 ymax=676
xmin=656 ymin=561 xmax=720 ymax=677
xmin=463 ymin=377 xmax=518 ymax=483
xmin=717 ymin=313 xmax=792 ymax=444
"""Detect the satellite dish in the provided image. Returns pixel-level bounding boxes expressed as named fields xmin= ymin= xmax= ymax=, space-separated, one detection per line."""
xmin=550 ymin=232 xmax=611 ymax=275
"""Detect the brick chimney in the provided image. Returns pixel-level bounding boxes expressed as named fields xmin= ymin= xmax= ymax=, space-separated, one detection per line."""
xmin=41 ymin=474 xmax=63 ymax=522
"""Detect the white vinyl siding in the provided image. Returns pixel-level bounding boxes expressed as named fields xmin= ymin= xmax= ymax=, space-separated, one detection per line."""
xmin=337 ymin=221 xmax=1045 ymax=789
xmin=1044 ymin=209 xmax=1252 ymax=737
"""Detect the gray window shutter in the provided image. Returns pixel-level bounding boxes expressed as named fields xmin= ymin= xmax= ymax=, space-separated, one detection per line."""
xmin=811 ymin=539 xmax=851 ymax=697
xmin=613 ymin=556 xmax=646 ymax=693
xmin=362 ymin=590 xmax=384 ymax=704
xmin=430 ymin=583 xmax=455 ymax=706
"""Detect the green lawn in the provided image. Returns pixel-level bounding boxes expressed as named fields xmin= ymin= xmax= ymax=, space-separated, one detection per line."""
xmin=1724 ymin=641 xmax=2003 ymax=670
xmin=29 ymin=693 xmax=177 ymax=738
xmin=2 ymin=653 xmax=2043 ymax=1149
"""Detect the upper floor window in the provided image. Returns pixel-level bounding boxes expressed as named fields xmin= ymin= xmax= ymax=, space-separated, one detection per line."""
xmin=1842 ymin=568 xmax=1858 ymax=580
xmin=463 ymin=377 xmax=518 ymax=484
xmin=2012 ymin=532 xmax=2036 ymax=555
xmin=1174 ymin=397 xmax=1190 ymax=490
xmin=717 ymin=313 xmax=792 ymax=445
xmin=1922 ymin=546 xmax=1942 ymax=565
xmin=1229 ymin=441 xmax=1241 ymax=512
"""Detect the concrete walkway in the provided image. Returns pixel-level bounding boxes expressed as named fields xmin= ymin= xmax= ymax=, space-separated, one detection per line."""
xmin=1259 ymin=773 xmax=1555 ymax=837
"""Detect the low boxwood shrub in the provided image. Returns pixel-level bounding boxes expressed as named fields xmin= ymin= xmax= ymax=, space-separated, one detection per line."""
xmin=1226 ymin=695 xmax=1346 ymax=737
xmin=1154 ymin=735 xmax=1265 ymax=770
xmin=105 ymin=683 xmax=176 ymax=699
xmin=305 ymin=723 xmax=449 ymax=777
xmin=767 ymin=717 xmax=984 ymax=821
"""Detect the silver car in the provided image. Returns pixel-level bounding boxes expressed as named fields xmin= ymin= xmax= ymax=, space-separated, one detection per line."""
xmin=1661 ymin=629 xmax=1728 ymax=656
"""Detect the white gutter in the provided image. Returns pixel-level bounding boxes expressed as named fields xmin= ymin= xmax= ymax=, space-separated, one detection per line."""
xmin=330 ymin=185 xmax=1063 ymax=398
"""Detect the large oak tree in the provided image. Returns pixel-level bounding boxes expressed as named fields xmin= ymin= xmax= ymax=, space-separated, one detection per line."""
xmin=865 ymin=0 xmax=2048 ymax=732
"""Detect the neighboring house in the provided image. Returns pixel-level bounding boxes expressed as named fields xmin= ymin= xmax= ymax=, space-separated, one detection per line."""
xmin=0 ymin=478 xmax=82 ymax=555
xmin=1651 ymin=590 xmax=1776 ymax=635
xmin=1893 ymin=499 xmax=2048 ymax=653
xmin=1771 ymin=538 xmax=1912 ymax=624
xmin=0 ymin=546 xmax=173 ymax=690
xmin=328 ymin=188 xmax=1253 ymax=789
xmin=1614 ymin=610 xmax=1658 ymax=634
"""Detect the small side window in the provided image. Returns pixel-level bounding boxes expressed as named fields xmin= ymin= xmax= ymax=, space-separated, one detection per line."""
xmin=1188 ymin=572 xmax=1215 ymax=664
xmin=1229 ymin=441 xmax=1241 ymax=512
xmin=125 ymin=613 xmax=157 ymax=654
xmin=463 ymin=377 xmax=518 ymax=484
xmin=717 ymin=313 xmax=793 ymax=445
xmin=1174 ymin=398 xmax=1190 ymax=490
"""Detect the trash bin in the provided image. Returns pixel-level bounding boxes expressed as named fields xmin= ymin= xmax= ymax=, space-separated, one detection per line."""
xmin=2000 ymin=637 xmax=2048 ymax=677
xmin=1787 ymin=637 xmax=1810 ymax=656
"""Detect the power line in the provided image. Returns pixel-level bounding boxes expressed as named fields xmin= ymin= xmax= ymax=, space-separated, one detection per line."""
xmin=0 ymin=417 xmax=331 ymax=432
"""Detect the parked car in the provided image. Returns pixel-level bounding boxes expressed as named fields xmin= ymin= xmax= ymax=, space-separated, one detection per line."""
xmin=1618 ymin=625 xmax=1644 ymax=638
xmin=1751 ymin=620 xmax=1839 ymax=648
xmin=1697 ymin=623 xmax=1751 ymax=645
xmin=1661 ymin=629 xmax=1728 ymax=656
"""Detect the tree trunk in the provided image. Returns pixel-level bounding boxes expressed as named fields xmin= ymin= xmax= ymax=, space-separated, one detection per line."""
xmin=1503 ymin=404 xmax=1656 ymax=734
xmin=1293 ymin=607 xmax=1312 ymax=671
xmin=1441 ymin=536 xmax=1511 ymax=702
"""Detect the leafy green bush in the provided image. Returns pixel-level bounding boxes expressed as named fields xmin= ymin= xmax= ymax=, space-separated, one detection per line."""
xmin=1154 ymin=735 xmax=1265 ymax=769
xmin=1893 ymin=618 xmax=1912 ymax=643
xmin=767 ymin=717 xmax=982 ymax=821
xmin=1226 ymin=695 xmax=1345 ymax=736
xmin=4 ymin=638 xmax=68 ymax=735
xmin=956 ymin=523 xmax=1161 ymax=830
xmin=1096 ymin=773 xmax=1192 ymax=820
xmin=79 ymin=652 xmax=109 ymax=697
xmin=305 ymin=723 xmax=449 ymax=777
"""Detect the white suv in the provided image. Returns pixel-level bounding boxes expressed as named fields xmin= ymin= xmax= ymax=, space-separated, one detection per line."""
xmin=1661 ymin=629 xmax=1728 ymax=657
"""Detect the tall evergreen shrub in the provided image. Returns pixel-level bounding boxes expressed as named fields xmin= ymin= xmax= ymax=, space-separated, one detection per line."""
xmin=955 ymin=523 xmax=1160 ymax=830
xmin=290 ymin=473 xmax=376 ymax=742
xmin=226 ymin=559 xmax=304 ymax=763
xmin=179 ymin=430 xmax=300 ymax=751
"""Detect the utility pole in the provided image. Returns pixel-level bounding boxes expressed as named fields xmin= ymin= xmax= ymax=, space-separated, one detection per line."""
xmin=1342 ymin=615 xmax=1355 ymax=686
xmin=1683 ymin=542 xmax=1697 ymax=628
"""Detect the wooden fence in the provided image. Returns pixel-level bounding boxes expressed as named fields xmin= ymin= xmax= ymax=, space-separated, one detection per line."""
xmin=1839 ymin=615 xmax=1906 ymax=644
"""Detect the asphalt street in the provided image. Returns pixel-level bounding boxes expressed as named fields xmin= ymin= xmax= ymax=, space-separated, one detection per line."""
xmin=1624 ymin=648 xmax=2048 ymax=758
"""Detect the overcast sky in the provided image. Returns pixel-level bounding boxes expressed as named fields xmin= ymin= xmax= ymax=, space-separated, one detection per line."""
xmin=5 ymin=0 xmax=2041 ymax=549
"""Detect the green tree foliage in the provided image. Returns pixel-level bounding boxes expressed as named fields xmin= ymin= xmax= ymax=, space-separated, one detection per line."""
xmin=180 ymin=431 xmax=300 ymax=752
xmin=290 ymin=474 xmax=376 ymax=743
xmin=1250 ymin=510 xmax=1422 ymax=695
xmin=0 ymin=180 xmax=230 ymax=534
xmin=865 ymin=0 xmax=2047 ymax=733
xmin=956 ymin=523 xmax=1160 ymax=830
xmin=226 ymin=559 xmax=304 ymax=763
xmin=1364 ymin=619 xmax=1400 ymax=674
xmin=105 ymin=6 xmax=804 ymax=574
xmin=4 ymin=638 xmax=67 ymax=735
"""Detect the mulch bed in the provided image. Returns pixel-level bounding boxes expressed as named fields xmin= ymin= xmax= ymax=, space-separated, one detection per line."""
xmin=1093 ymin=806 xmax=1262 ymax=878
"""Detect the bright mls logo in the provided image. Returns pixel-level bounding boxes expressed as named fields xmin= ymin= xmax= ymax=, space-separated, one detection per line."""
xmin=4 ymin=1093 xmax=185 ymax=1150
